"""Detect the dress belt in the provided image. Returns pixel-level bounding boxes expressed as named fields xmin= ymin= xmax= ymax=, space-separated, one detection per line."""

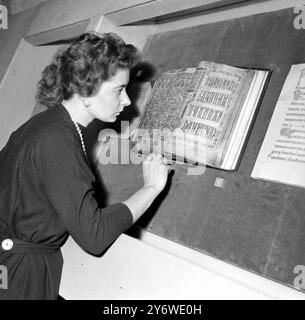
xmin=0 ymin=236 xmax=59 ymax=254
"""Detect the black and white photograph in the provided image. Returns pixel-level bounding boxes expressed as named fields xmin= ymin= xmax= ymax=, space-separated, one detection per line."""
xmin=0 ymin=0 xmax=305 ymax=312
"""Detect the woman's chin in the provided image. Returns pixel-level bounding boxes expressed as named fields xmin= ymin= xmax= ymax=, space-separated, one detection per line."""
xmin=109 ymin=116 xmax=118 ymax=122
xmin=111 ymin=113 xmax=121 ymax=122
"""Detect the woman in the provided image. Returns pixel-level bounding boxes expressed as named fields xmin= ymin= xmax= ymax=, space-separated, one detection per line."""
xmin=0 ymin=32 xmax=169 ymax=299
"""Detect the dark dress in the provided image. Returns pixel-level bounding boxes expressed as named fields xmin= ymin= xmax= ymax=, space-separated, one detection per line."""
xmin=0 ymin=105 xmax=133 ymax=300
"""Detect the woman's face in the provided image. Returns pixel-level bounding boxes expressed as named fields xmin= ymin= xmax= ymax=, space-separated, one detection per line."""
xmin=86 ymin=68 xmax=131 ymax=122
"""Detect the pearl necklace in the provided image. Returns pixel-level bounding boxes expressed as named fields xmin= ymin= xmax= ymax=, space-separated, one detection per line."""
xmin=72 ymin=120 xmax=88 ymax=160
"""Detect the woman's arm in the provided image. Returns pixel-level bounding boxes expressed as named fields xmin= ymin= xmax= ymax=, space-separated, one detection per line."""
xmin=123 ymin=153 xmax=169 ymax=223
xmin=39 ymin=130 xmax=169 ymax=254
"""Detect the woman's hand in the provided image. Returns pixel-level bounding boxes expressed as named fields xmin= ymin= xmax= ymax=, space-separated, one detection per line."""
xmin=142 ymin=153 xmax=170 ymax=194
xmin=123 ymin=153 xmax=171 ymax=223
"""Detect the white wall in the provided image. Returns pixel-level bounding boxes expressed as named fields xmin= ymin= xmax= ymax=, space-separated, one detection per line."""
xmin=0 ymin=40 xmax=59 ymax=148
xmin=8 ymin=0 xmax=48 ymax=15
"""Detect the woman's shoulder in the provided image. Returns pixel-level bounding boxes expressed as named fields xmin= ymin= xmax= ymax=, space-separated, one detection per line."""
xmin=31 ymin=113 xmax=79 ymax=162
xmin=5 ymin=105 xmax=77 ymax=157
xmin=29 ymin=105 xmax=75 ymax=139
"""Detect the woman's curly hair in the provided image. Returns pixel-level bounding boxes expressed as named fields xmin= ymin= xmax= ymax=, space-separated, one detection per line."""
xmin=36 ymin=32 xmax=140 ymax=108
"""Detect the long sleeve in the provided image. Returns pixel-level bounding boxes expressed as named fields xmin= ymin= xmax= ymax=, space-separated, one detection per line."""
xmin=37 ymin=126 xmax=133 ymax=255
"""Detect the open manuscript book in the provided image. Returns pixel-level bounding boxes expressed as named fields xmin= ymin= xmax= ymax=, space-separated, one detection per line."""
xmin=252 ymin=63 xmax=305 ymax=187
xmin=129 ymin=61 xmax=270 ymax=170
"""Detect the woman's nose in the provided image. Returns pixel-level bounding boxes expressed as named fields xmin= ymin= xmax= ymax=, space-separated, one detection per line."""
xmin=122 ymin=91 xmax=131 ymax=107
